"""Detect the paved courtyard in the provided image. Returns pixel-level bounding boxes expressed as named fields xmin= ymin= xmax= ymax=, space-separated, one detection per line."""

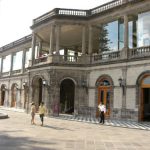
xmin=0 ymin=109 xmax=150 ymax=150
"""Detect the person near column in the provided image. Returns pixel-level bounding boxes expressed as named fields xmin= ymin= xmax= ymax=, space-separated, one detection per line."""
xmin=31 ymin=102 xmax=36 ymax=125
xmin=39 ymin=102 xmax=47 ymax=126
xmin=98 ymin=102 xmax=106 ymax=124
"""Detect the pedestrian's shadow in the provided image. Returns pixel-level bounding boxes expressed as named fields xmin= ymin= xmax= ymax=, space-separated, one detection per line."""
xmin=41 ymin=124 xmax=73 ymax=131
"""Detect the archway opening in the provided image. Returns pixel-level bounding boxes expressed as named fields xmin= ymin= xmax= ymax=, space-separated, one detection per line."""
xmin=140 ymin=76 xmax=150 ymax=121
xmin=32 ymin=77 xmax=43 ymax=110
xmin=60 ymin=79 xmax=75 ymax=114
xmin=11 ymin=84 xmax=18 ymax=107
xmin=1 ymin=85 xmax=6 ymax=106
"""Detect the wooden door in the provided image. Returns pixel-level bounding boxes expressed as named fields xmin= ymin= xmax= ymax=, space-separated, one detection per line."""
xmin=98 ymin=86 xmax=111 ymax=117
xmin=140 ymin=75 xmax=150 ymax=121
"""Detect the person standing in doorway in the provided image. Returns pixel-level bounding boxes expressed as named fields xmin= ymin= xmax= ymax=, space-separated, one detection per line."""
xmin=39 ymin=102 xmax=47 ymax=126
xmin=31 ymin=102 xmax=36 ymax=125
xmin=98 ymin=102 xmax=106 ymax=124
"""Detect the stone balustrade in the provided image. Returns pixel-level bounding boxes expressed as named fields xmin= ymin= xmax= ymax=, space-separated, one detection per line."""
xmin=34 ymin=56 xmax=48 ymax=64
xmin=32 ymin=0 xmax=139 ymax=26
xmin=92 ymin=51 xmax=121 ymax=63
xmin=11 ymin=69 xmax=22 ymax=75
xmin=91 ymin=0 xmax=123 ymax=15
xmin=129 ymin=46 xmax=150 ymax=58
xmin=2 ymin=72 xmax=10 ymax=77
xmin=0 ymin=35 xmax=32 ymax=52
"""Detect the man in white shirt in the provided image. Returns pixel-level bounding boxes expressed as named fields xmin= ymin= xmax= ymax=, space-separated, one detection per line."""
xmin=98 ymin=102 xmax=106 ymax=124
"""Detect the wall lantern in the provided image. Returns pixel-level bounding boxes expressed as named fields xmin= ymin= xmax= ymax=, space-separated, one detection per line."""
xmin=15 ymin=85 xmax=20 ymax=90
xmin=42 ymin=79 xmax=49 ymax=87
xmin=118 ymin=77 xmax=126 ymax=95
xmin=2 ymin=85 xmax=7 ymax=91
xmin=23 ymin=82 xmax=28 ymax=88
xmin=81 ymin=79 xmax=87 ymax=88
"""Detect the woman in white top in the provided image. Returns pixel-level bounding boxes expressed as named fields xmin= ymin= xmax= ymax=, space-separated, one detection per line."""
xmin=31 ymin=102 xmax=36 ymax=125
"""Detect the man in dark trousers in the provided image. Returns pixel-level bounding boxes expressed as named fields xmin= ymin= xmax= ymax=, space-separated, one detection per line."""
xmin=98 ymin=102 xmax=106 ymax=124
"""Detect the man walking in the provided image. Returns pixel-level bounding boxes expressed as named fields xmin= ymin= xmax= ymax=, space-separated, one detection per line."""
xmin=39 ymin=102 xmax=47 ymax=126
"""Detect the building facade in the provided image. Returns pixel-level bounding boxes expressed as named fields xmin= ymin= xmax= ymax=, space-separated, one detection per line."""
xmin=0 ymin=0 xmax=150 ymax=121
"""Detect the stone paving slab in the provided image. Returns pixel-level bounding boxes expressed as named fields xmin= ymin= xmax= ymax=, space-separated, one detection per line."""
xmin=0 ymin=109 xmax=150 ymax=150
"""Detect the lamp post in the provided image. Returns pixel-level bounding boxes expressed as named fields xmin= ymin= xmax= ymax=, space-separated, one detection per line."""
xmin=118 ymin=77 xmax=126 ymax=95
xmin=81 ymin=79 xmax=88 ymax=93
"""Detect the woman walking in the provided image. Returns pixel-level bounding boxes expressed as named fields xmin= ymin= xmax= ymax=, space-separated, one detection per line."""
xmin=31 ymin=102 xmax=36 ymax=125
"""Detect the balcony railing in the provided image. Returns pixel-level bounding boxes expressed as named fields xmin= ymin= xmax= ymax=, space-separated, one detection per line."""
xmin=91 ymin=51 xmax=121 ymax=63
xmin=129 ymin=46 xmax=150 ymax=58
xmin=33 ymin=8 xmax=88 ymax=25
xmin=0 ymin=35 xmax=32 ymax=52
xmin=11 ymin=69 xmax=22 ymax=75
xmin=32 ymin=0 xmax=139 ymax=26
xmin=34 ymin=56 xmax=48 ymax=65
xmin=2 ymin=72 xmax=10 ymax=77
xmin=60 ymin=55 xmax=80 ymax=63
xmin=31 ymin=46 xmax=150 ymax=66
xmin=91 ymin=0 xmax=123 ymax=15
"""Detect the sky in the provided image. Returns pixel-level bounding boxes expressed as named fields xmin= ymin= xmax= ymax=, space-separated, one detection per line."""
xmin=0 ymin=0 xmax=111 ymax=47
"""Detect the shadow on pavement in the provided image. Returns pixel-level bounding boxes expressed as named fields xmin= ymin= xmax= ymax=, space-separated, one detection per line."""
xmin=0 ymin=132 xmax=57 ymax=150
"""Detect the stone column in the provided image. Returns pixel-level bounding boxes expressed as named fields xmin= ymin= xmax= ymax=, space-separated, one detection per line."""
xmin=31 ymin=32 xmax=36 ymax=66
xmin=0 ymin=57 xmax=3 ymax=76
xmin=124 ymin=15 xmax=128 ymax=49
xmin=22 ymin=50 xmax=26 ymax=73
xmin=49 ymin=24 xmax=55 ymax=55
xmin=38 ymin=41 xmax=42 ymax=56
xmin=55 ymin=24 xmax=61 ymax=54
xmin=10 ymin=53 xmax=14 ymax=76
xmin=88 ymin=25 xmax=93 ymax=54
xmin=121 ymin=68 xmax=127 ymax=118
xmin=5 ymin=90 xmax=9 ymax=107
xmin=64 ymin=48 xmax=68 ymax=61
xmin=16 ymin=89 xmax=21 ymax=108
xmin=121 ymin=15 xmax=128 ymax=59
xmin=82 ymin=26 xmax=86 ymax=55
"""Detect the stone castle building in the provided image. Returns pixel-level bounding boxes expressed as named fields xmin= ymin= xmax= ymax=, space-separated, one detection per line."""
xmin=0 ymin=0 xmax=150 ymax=121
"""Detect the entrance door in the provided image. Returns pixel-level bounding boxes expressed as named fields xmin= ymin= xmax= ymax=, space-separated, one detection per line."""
xmin=140 ymin=75 xmax=150 ymax=121
xmin=1 ymin=90 xmax=5 ymax=106
xmin=98 ymin=86 xmax=111 ymax=117
xmin=32 ymin=77 xmax=43 ymax=110
xmin=141 ymin=88 xmax=150 ymax=121
xmin=60 ymin=79 xmax=75 ymax=114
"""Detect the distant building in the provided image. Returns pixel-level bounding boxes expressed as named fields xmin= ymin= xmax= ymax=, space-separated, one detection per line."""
xmin=0 ymin=0 xmax=150 ymax=121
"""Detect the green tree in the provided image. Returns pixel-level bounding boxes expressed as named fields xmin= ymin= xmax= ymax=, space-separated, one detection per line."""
xmin=99 ymin=24 xmax=110 ymax=53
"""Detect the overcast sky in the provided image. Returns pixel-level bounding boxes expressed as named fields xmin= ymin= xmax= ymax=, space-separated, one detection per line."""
xmin=0 ymin=0 xmax=111 ymax=47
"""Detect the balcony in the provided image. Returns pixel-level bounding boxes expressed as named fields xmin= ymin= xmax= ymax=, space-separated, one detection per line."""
xmin=31 ymin=46 xmax=150 ymax=67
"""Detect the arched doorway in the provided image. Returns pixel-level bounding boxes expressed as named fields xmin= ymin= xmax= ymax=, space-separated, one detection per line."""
xmin=60 ymin=79 xmax=75 ymax=114
xmin=0 ymin=85 xmax=6 ymax=106
xmin=11 ymin=84 xmax=18 ymax=107
xmin=32 ymin=77 xmax=43 ymax=109
xmin=140 ymin=75 xmax=150 ymax=121
xmin=96 ymin=77 xmax=113 ymax=118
